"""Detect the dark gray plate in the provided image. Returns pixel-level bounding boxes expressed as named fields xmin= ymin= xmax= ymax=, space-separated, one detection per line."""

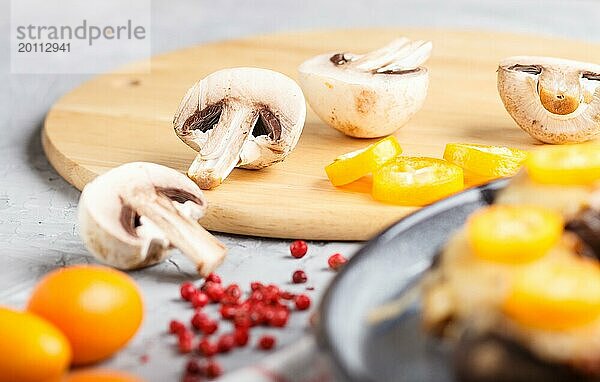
xmin=318 ymin=179 xmax=508 ymax=382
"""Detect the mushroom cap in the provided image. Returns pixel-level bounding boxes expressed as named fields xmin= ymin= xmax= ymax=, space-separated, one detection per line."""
xmin=174 ymin=67 xmax=306 ymax=168
xmin=299 ymin=54 xmax=429 ymax=138
xmin=78 ymin=162 xmax=207 ymax=269
xmin=498 ymin=56 xmax=600 ymax=144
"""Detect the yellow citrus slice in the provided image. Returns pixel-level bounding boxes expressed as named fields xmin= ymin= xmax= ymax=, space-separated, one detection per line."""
xmin=443 ymin=143 xmax=528 ymax=182
xmin=325 ymin=136 xmax=402 ymax=186
xmin=462 ymin=170 xmax=496 ymax=188
xmin=504 ymin=258 xmax=600 ymax=330
xmin=372 ymin=157 xmax=463 ymax=206
xmin=467 ymin=205 xmax=563 ymax=264
xmin=525 ymin=143 xmax=600 ymax=186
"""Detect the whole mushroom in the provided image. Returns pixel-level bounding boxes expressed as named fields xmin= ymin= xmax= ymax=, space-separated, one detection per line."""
xmin=78 ymin=162 xmax=226 ymax=276
xmin=298 ymin=38 xmax=432 ymax=138
xmin=498 ymin=56 xmax=600 ymax=144
xmin=173 ymin=67 xmax=306 ymax=189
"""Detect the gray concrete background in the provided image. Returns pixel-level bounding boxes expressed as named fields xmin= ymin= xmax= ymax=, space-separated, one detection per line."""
xmin=1 ymin=0 xmax=599 ymax=380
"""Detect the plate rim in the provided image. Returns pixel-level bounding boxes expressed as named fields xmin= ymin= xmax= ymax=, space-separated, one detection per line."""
xmin=316 ymin=179 xmax=508 ymax=381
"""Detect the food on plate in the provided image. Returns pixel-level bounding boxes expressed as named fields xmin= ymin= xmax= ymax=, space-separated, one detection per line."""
xmin=503 ymin=258 xmax=600 ymax=331
xmin=524 ymin=142 xmax=600 ymax=186
xmin=496 ymin=143 xmax=600 ymax=238
xmin=325 ymin=136 xmax=402 ymax=186
xmin=0 ymin=307 xmax=71 ymax=382
xmin=443 ymin=143 xmax=528 ymax=186
xmin=173 ymin=67 xmax=306 ymax=189
xmin=497 ymin=143 xmax=600 ymax=259
xmin=497 ymin=56 xmax=600 ymax=143
xmin=78 ymin=162 xmax=226 ymax=276
xmin=298 ymin=38 xmax=431 ymax=138
xmin=467 ymin=205 xmax=563 ymax=264
xmin=372 ymin=157 xmax=463 ymax=206
xmin=423 ymin=203 xmax=600 ymax=381
xmin=27 ymin=265 xmax=143 ymax=365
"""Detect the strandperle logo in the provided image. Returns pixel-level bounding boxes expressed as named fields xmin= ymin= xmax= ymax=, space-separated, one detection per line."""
xmin=15 ymin=19 xmax=147 ymax=46
xmin=11 ymin=0 xmax=151 ymax=74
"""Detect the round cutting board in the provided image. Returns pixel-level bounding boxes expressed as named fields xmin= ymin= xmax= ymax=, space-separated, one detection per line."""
xmin=43 ymin=28 xmax=600 ymax=240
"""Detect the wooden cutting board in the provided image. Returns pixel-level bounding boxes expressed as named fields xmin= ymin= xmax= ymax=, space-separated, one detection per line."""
xmin=42 ymin=28 xmax=600 ymax=240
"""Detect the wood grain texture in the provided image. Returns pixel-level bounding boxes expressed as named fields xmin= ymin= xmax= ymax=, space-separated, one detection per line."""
xmin=42 ymin=28 xmax=600 ymax=240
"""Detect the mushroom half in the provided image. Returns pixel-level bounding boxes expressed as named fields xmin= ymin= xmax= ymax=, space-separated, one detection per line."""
xmin=78 ymin=162 xmax=226 ymax=276
xmin=298 ymin=38 xmax=432 ymax=138
xmin=498 ymin=56 xmax=600 ymax=144
xmin=173 ymin=67 xmax=306 ymax=189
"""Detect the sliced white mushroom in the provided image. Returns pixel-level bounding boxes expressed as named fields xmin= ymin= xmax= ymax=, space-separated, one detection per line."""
xmin=78 ymin=162 xmax=226 ymax=276
xmin=498 ymin=56 xmax=600 ymax=144
xmin=298 ymin=38 xmax=432 ymax=138
xmin=173 ymin=67 xmax=306 ymax=189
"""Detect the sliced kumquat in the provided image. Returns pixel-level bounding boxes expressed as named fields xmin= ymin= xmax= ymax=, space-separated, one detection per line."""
xmin=325 ymin=136 xmax=402 ymax=186
xmin=462 ymin=170 xmax=496 ymax=188
xmin=525 ymin=143 xmax=600 ymax=186
xmin=467 ymin=205 xmax=563 ymax=264
xmin=443 ymin=143 xmax=528 ymax=181
xmin=372 ymin=157 xmax=463 ymax=206
xmin=504 ymin=258 xmax=600 ymax=330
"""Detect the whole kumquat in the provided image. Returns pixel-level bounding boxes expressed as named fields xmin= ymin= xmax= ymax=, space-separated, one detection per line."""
xmin=27 ymin=265 xmax=143 ymax=365
xmin=0 ymin=307 xmax=71 ymax=382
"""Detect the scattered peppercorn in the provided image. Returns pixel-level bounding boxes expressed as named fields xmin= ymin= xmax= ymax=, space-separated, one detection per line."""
xmin=234 ymin=328 xmax=249 ymax=346
xmin=178 ymin=331 xmax=194 ymax=353
xmin=186 ymin=359 xmax=202 ymax=374
xmin=219 ymin=304 xmax=237 ymax=320
xmin=182 ymin=374 xmax=201 ymax=382
xmin=169 ymin=319 xmax=186 ymax=335
xmin=190 ymin=312 xmax=209 ymax=330
xmin=198 ymin=338 xmax=218 ymax=357
xmin=268 ymin=307 xmax=290 ymax=327
xmin=223 ymin=284 xmax=242 ymax=304
xmin=180 ymin=282 xmax=197 ymax=301
xmin=295 ymin=294 xmax=311 ymax=310
xmin=206 ymin=272 xmax=222 ymax=284
xmin=292 ymin=270 xmax=308 ymax=284
xmin=328 ymin=253 xmax=348 ymax=270
xmin=191 ymin=292 xmax=209 ymax=309
xmin=258 ymin=335 xmax=276 ymax=350
xmin=217 ymin=333 xmax=236 ymax=353
xmin=290 ymin=240 xmax=308 ymax=258
xmin=169 ymin=247 xmax=321 ymax=378
xmin=205 ymin=360 xmax=223 ymax=378
xmin=204 ymin=282 xmax=225 ymax=303
xmin=199 ymin=319 xmax=218 ymax=335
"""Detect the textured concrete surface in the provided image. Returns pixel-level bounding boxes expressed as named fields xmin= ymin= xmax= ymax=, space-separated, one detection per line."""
xmin=1 ymin=0 xmax=599 ymax=380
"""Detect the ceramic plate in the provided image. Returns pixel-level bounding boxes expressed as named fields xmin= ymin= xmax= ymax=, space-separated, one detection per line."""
xmin=318 ymin=179 xmax=509 ymax=382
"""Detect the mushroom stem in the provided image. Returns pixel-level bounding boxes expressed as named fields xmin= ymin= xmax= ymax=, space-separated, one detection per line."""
xmin=348 ymin=39 xmax=432 ymax=73
xmin=187 ymin=105 xmax=256 ymax=189
xmin=350 ymin=38 xmax=410 ymax=71
xmin=538 ymin=68 xmax=582 ymax=115
xmin=127 ymin=191 xmax=226 ymax=276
